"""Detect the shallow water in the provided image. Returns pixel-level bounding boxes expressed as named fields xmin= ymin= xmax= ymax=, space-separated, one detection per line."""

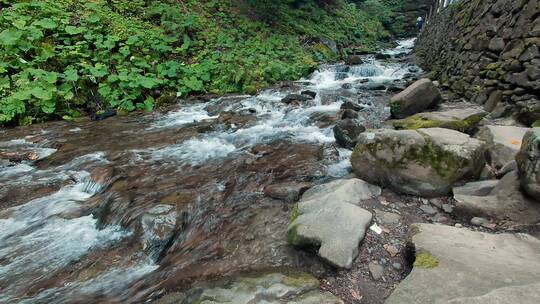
xmin=0 ymin=39 xmax=420 ymax=303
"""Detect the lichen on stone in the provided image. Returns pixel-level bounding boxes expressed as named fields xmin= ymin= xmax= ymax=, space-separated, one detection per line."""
xmin=414 ymin=252 xmax=440 ymax=269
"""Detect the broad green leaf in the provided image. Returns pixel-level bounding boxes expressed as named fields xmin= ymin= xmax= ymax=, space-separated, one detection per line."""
xmin=64 ymin=69 xmax=79 ymax=82
xmin=34 ymin=18 xmax=57 ymax=29
xmin=0 ymin=29 xmax=22 ymax=46
xmin=138 ymin=76 xmax=159 ymax=89
xmin=65 ymin=26 xmax=86 ymax=35
xmin=31 ymin=87 xmax=53 ymax=100
xmin=86 ymin=14 xmax=101 ymax=23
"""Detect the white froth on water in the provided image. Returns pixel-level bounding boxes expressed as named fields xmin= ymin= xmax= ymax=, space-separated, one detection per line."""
xmin=327 ymin=148 xmax=353 ymax=177
xmin=381 ymin=37 xmax=416 ymax=55
xmin=18 ymin=260 xmax=157 ymax=303
xmin=0 ymin=152 xmax=129 ymax=302
xmin=150 ymin=137 xmax=237 ymax=165
xmin=151 ymin=103 xmax=217 ymax=129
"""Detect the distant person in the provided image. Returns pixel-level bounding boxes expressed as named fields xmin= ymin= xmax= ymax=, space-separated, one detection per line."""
xmin=416 ymin=17 xmax=424 ymax=31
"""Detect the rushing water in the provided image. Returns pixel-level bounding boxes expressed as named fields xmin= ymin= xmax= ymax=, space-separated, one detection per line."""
xmin=0 ymin=39 xmax=419 ymax=303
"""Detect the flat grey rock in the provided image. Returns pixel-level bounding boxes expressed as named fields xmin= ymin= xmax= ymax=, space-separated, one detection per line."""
xmin=453 ymin=172 xmax=540 ymax=225
xmin=386 ymin=223 xmax=540 ymax=304
xmin=288 ymin=179 xmax=380 ymax=269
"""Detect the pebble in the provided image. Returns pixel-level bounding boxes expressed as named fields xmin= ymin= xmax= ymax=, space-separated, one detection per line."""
xmin=392 ymin=262 xmax=402 ymax=270
xmin=369 ymin=262 xmax=384 ymax=281
xmin=455 ymin=223 xmax=463 ymax=228
xmin=471 ymin=217 xmax=489 ymax=226
xmin=442 ymin=204 xmax=453 ymax=213
xmin=384 ymin=244 xmax=399 ymax=257
xmin=420 ymin=205 xmax=437 ymax=215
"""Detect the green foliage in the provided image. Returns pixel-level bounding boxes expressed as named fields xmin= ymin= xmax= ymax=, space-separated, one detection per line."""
xmin=0 ymin=0 xmax=401 ymax=125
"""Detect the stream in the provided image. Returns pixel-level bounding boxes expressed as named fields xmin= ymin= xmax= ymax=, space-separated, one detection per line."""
xmin=0 ymin=39 xmax=420 ymax=303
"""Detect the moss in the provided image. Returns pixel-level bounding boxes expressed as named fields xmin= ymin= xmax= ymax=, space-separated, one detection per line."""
xmin=414 ymin=252 xmax=440 ymax=269
xmin=287 ymin=203 xmax=301 ymax=245
xmin=390 ymin=101 xmax=401 ymax=117
xmin=353 ymin=131 xmax=470 ymax=182
xmin=283 ymin=272 xmax=319 ymax=288
xmin=393 ymin=113 xmax=486 ymax=133
xmin=532 ymin=120 xmax=540 ymax=127
xmin=485 ymin=62 xmax=501 ymax=71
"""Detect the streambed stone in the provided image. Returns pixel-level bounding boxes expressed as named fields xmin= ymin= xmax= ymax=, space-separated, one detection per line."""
xmin=386 ymin=223 xmax=540 ymax=304
xmin=159 ymin=272 xmax=343 ymax=304
xmin=390 ymin=78 xmax=442 ymax=119
xmin=351 ymin=128 xmax=486 ymax=197
xmin=288 ymin=179 xmax=380 ymax=269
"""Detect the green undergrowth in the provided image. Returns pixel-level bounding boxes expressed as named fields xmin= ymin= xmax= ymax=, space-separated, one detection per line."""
xmin=0 ymin=0 xmax=402 ymax=125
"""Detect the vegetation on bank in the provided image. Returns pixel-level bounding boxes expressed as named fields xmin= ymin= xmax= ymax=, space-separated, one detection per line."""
xmin=0 ymin=0 xmax=405 ymax=125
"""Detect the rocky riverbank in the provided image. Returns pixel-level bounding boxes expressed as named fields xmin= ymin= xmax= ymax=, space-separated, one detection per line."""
xmin=1 ymin=37 xmax=539 ymax=304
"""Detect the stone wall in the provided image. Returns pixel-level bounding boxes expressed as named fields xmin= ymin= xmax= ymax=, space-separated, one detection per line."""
xmin=415 ymin=0 xmax=540 ymax=126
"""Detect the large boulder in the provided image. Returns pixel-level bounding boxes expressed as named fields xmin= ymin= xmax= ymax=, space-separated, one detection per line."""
xmin=393 ymin=107 xmax=487 ymax=133
xmin=453 ymin=172 xmax=540 ymax=225
xmin=288 ymin=179 xmax=380 ymax=269
xmin=390 ymin=79 xmax=442 ymax=119
xmin=351 ymin=128 xmax=486 ymax=197
xmin=476 ymin=125 xmax=529 ymax=170
xmin=516 ymin=128 xmax=540 ymax=201
xmin=386 ymin=224 xmax=540 ymax=304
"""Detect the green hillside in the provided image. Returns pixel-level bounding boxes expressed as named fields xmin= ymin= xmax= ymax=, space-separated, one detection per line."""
xmin=0 ymin=0 xmax=404 ymax=125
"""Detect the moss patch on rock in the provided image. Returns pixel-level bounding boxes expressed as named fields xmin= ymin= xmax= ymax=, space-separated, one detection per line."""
xmin=393 ymin=112 xmax=486 ymax=133
xmin=414 ymin=251 xmax=440 ymax=269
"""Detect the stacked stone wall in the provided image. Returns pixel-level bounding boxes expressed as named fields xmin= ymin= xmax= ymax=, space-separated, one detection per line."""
xmin=416 ymin=0 xmax=540 ymax=126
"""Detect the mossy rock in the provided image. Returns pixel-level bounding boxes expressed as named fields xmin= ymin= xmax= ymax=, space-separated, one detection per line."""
xmin=414 ymin=252 xmax=440 ymax=268
xmin=392 ymin=108 xmax=487 ymax=134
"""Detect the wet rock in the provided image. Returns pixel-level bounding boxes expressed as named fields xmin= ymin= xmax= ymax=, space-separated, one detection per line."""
xmin=453 ymin=172 xmax=540 ymax=225
xmin=141 ymin=204 xmax=177 ymax=259
xmin=263 ymin=182 xmax=312 ymax=203
xmin=218 ymin=111 xmax=257 ymax=129
xmin=393 ymin=107 xmax=487 ymax=134
xmin=346 ymin=55 xmax=364 ymax=65
xmin=351 ymin=128 xmax=486 ymax=197
xmin=369 ymin=262 xmax=384 ymax=280
xmin=301 ymin=90 xmax=317 ymax=99
xmin=375 ymin=53 xmax=391 ymax=60
xmin=171 ymin=272 xmax=343 ymax=304
xmin=309 ymin=111 xmax=341 ymax=128
xmin=92 ymin=109 xmax=117 ymax=121
xmin=387 ymin=224 xmax=540 ymax=304
xmin=387 ymin=85 xmax=405 ymax=93
xmin=281 ymin=94 xmax=312 ymax=105
xmin=341 ymin=109 xmax=358 ymax=119
xmin=361 ymin=83 xmax=386 ymax=91
xmin=288 ymin=179 xmax=380 ymax=269
xmin=341 ymin=83 xmax=353 ymax=90
xmin=475 ymin=125 xmax=529 ymax=170
xmin=333 ymin=119 xmax=366 ymax=149
xmin=390 ymin=79 xmax=442 ymax=119
xmin=516 ymin=128 xmax=540 ymax=201
xmin=341 ymin=101 xmax=365 ymax=112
